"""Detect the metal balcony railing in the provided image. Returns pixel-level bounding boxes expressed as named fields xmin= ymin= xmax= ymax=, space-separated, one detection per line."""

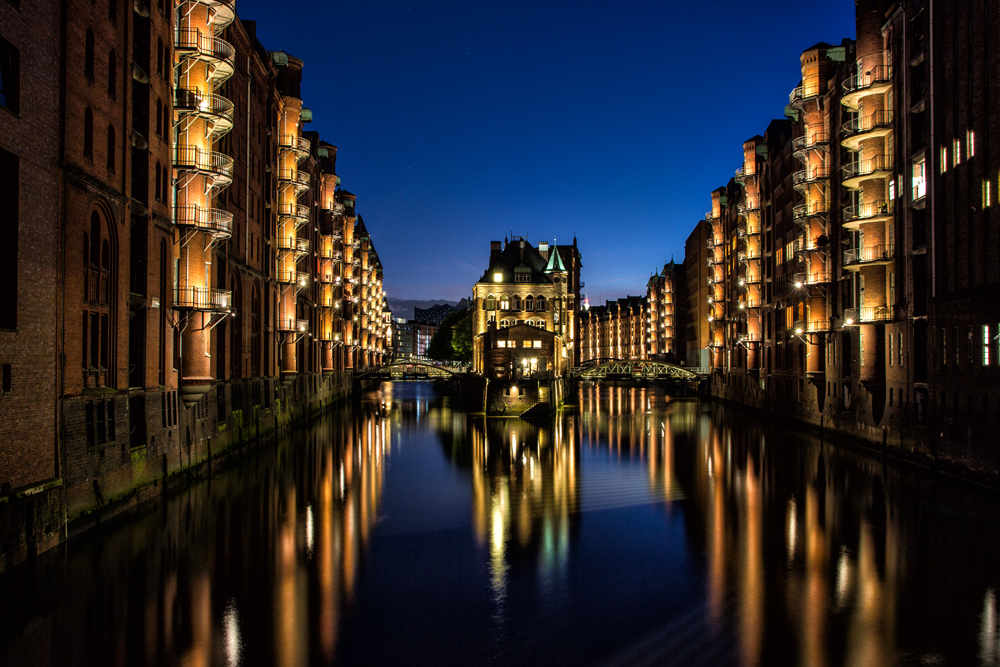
xmin=278 ymin=134 xmax=311 ymax=156
xmin=174 ymin=204 xmax=233 ymax=237
xmin=788 ymin=83 xmax=822 ymax=107
xmin=278 ymin=203 xmax=309 ymax=222
xmin=174 ymin=286 xmax=232 ymax=311
xmin=793 ymin=167 xmax=830 ymax=187
xmin=791 ymin=319 xmax=830 ymax=333
xmin=842 ymin=64 xmax=893 ymax=96
xmin=174 ymin=145 xmax=234 ymax=184
xmin=174 ymin=29 xmax=235 ymax=71
xmin=793 ymin=270 xmax=831 ymax=285
xmin=277 ymin=169 xmax=310 ymax=188
xmin=791 ymin=133 xmax=829 ymax=155
xmin=844 ymin=199 xmax=894 ymax=224
xmin=842 ymin=154 xmax=893 ymax=184
xmin=792 ymin=202 xmax=829 ymax=223
xmin=858 ymin=305 xmax=892 ymax=322
xmin=173 ymin=88 xmax=234 ymax=129
xmin=277 ymin=317 xmax=310 ymax=332
xmin=277 ymin=236 xmax=309 ymax=255
xmin=276 ymin=270 xmax=309 ymax=285
xmin=844 ymin=243 xmax=895 ymax=266
xmin=190 ymin=0 xmax=236 ymax=33
xmin=842 ymin=109 xmax=893 ymax=140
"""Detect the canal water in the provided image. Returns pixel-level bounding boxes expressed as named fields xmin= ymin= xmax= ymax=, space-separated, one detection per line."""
xmin=2 ymin=383 xmax=998 ymax=666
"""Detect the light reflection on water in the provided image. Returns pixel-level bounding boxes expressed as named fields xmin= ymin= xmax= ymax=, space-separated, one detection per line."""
xmin=0 ymin=382 xmax=997 ymax=666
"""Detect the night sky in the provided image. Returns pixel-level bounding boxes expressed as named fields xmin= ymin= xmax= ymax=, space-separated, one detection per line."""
xmin=234 ymin=0 xmax=856 ymax=306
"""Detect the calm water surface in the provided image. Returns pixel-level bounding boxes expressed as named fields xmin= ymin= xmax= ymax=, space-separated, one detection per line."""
xmin=2 ymin=383 xmax=998 ymax=666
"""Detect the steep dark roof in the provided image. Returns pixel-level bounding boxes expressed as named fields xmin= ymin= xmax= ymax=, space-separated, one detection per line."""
xmin=355 ymin=215 xmax=369 ymax=239
xmin=477 ymin=240 xmax=554 ymax=285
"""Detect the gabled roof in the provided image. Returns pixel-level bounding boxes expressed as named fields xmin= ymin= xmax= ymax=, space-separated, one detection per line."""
xmin=477 ymin=240 xmax=553 ymax=285
xmin=544 ymin=246 xmax=566 ymax=272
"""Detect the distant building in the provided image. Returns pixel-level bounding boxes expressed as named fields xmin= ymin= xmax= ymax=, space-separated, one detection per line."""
xmin=578 ymin=260 xmax=680 ymax=364
xmin=471 ymin=237 xmax=581 ymax=376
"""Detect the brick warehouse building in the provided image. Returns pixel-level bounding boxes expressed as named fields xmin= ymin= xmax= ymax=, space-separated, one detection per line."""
xmin=0 ymin=0 xmax=391 ymax=570
xmin=699 ymin=1 xmax=1000 ymax=478
xmin=578 ymin=259 xmax=681 ymax=365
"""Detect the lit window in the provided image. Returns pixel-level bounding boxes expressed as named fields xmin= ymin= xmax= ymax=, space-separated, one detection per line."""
xmin=497 ymin=341 xmax=505 ymax=348
xmin=983 ymin=325 xmax=991 ymax=366
xmin=889 ymin=179 xmax=896 ymax=200
xmin=953 ymin=139 xmax=962 ymax=167
xmin=889 ymin=332 xmax=894 ymax=366
xmin=967 ymin=130 xmax=976 ymax=158
xmin=983 ymin=179 xmax=991 ymax=208
xmin=912 ymin=158 xmax=926 ymax=200
xmin=522 ymin=340 xmax=532 ymax=348
xmin=940 ymin=146 xmax=948 ymax=174
xmin=533 ymin=340 xmax=541 ymax=348
xmin=493 ymin=272 xmax=502 ymax=282
xmin=500 ymin=296 xmax=509 ymax=310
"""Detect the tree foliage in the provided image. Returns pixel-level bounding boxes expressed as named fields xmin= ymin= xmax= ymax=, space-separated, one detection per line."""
xmin=426 ymin=309 xmax=472 ymax=363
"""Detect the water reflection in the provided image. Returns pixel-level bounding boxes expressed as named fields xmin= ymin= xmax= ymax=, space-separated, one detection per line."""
xmin=1 ymin=384 xmax=997 ymax=666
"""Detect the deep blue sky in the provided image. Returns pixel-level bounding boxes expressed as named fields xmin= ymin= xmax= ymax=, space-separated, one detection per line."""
xmin=235 ymin=1 xmax=856 ymax=305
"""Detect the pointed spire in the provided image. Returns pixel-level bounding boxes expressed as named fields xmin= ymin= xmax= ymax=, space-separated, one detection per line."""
xmin=544 ymin=245 xmax=566 ymax=272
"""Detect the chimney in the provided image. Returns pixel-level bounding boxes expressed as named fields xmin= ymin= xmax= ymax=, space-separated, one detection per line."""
xmin=538 ymin=241 xmax=549 ymax=260
xmin=490 ymin=240 xmax=501 ymax=264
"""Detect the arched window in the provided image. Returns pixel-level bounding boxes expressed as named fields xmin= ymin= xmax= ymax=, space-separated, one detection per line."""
xmin=83 ymin=209 xmax=116 ymax=389
xmin=500 ymin=296 xmax=509 ymax=311
xmin=106 ymin=125 xmax=115 ymax=172
xmin=513 ymin=295 xmax=521 ymax=311
xmin=85 ymin=29 xmax=94 ymax=79
xmin=84 ymin=107 xmax=93 ymax=157
xmin=525 ymin=295 xmax=534 ymax=311
xmin=536 ymin=296 xmax=546 ymax=312
xmin=107 ymin=50 xmax=116 ymax=98
xmin=485 ymin=295 xmax=495 ymax=311
xmin=154 ymin=162 xmax=161 ymax=200
xmin=500 ymin=320 xmax=509 ymax=328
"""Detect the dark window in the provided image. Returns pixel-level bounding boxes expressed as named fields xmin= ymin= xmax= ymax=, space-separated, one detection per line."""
xmin=0 ymin=149 xmax=17 ymax=329
xmin=85 ymin=29 xmax=94 ymax=79
xmin=156 ymin=38 xmax=163 ymax=76
xmin=155 ymin=99 xmax=161 ymax=136
xmin=106 ymin=125 xmax=115 ymax=172
xmin=154 ymin=162 xmax=161 ymax=200
xmin=107 ymin=50 xmax=116 ymax=98
xmin=108 ymin=0 xmax=117 ymax=23
xmin=0 ymin=37 xmax=20 ymax=114
xmin=84 ymin=108 xmax=94 ymax=157
xmin=83 ymin=211 xmax=116 ymax=387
